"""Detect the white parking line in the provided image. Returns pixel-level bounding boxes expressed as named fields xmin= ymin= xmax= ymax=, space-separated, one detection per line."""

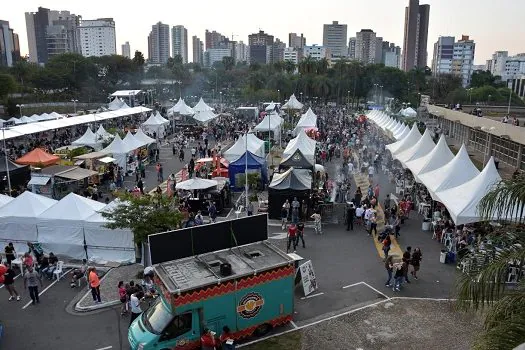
xmin=361 ymin=281 xmax=391 ymax=300
xmin=22 ymin=269 xmax=71 ymax=309
xmin=0 ymin=273 xmax=21 ymax=289
xmin=342 ymin=281 xmax=364 ymax=289
xmin=300 ymin=292 xmax=324 ymax=300
xmin=94 ymin=346 xmax=113 ymax=350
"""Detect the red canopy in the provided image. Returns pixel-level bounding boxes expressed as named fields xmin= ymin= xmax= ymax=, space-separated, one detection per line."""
xmin=16 ymin=148 xmax=60 ymax=167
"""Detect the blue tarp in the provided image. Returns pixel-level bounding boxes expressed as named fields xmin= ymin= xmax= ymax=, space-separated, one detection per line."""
xmin=229 ymin=151 xmax=268 ymax=190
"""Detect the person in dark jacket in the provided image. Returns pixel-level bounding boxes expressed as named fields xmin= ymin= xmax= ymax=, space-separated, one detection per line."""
xmin=346 ymin=203 xmax=355 ymax=231
xmin=410 ymin=247 xmax=422 ymax=280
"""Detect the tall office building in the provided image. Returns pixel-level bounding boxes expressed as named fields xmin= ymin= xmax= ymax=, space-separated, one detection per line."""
xmin=0 ymin=20 xmax=20 ymax=67
xmin=431 ymin=36 xmax=455 ymax=76
xmin=147 ymin=22 xmax=170 ymax=64
xmin=355 ymin=29 xmax=377 ymax=64
xmin=303 ymin=45 xmax=330 ymax=61
xmin=273 ymin=38 xmax=286 ymax=62
xmin=288 ymin=33 xmax=306 ymax=50
xmin=121 ymin=41 xmax=131 ymax=58
xmin=451 ymin=35 xmax=475 ymax=87
xmin=235 ymin=41 xmax=249 ymax=63
xmin=204 ymin=48 xmax=232 ymax=68
xmin=192 ymin=35 xmax=204 ymax=65
xmin=348 ymin=37 xmax=356 ymax=59
xmin=79 ymin=18 xmax=116 ymax=57
xmin=172 ymin=25 xmax=188 ymax=63
xmin=382 ymin=42 xmax=401 ymax=68
xmin=205 ymin=30 xmax=226 ymax=50
xmin=25 ymin=7 xmax=81 ymax=64
xmin=323 ymin=21 xmax=348 ymax=58
xmin=284 ymin=47 xmax=299 ymax=65
xmin=248 ymin=30 xmax=274 ymax=64
xmin=401 ymin=0 xmax=430 ymax=71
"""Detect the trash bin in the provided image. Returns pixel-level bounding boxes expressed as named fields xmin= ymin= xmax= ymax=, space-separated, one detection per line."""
xmin=440 ymin=250 xmax=447 ymax=264
xmin=422 ymin=220 xmax=431 ymax=231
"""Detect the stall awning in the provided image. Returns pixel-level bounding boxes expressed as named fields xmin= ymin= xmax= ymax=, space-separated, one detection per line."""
xmin=98 ymin=156 xmax=116 ymax=164
xmin=28 ymin=176 xmax=51 ymax=185
xmin=57 ymin=167 xmax=98 ymax=180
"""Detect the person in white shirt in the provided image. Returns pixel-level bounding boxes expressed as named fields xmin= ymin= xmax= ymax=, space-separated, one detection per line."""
xmin=368 ymin=165 xmax=375 ymax=179
xmin=129 ymin=291 xmax=144 ymax=326
xmin=347 ymin=162 xmax=354 ymax=175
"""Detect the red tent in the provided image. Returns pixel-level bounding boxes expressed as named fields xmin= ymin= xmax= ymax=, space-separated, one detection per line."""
xmin=16 ymin=148 xmax=60 ymax=167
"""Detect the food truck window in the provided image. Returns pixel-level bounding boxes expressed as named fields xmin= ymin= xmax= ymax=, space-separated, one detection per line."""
xmin=159 ymin=312 xmax=193 ymax=341
xmin=143 ymin=299 xmax=174 ymax=335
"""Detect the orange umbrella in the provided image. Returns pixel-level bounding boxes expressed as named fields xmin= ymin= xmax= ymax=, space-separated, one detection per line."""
xmin=16 ymin=148 xmax=60 ymax=167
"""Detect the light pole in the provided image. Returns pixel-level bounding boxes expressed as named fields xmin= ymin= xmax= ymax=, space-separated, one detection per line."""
xmin=277 ymin=89 xmax=280 ymax=102
xmin=15 ymin=104 xmax=24 ymax=117
xmin=71 ymin=99 xmax=78 ymax=114
xmin=481 ymin=126 xmax=495 ymax=165
xmin=300 ymin=92 xmax=303 ymax=103
xmin=373 ymin=83 xmax=378 ymax=103
xmin=347 ymin=90 xmax=350 ymax=106
xmin=380 ymin=85 xmax=383 ymax=105
xmin=507 ymin=78 xmax=514 ymax=115
xmin=488 ymin=94 xmax=492 ymax=105
xmin=175 ymin=80 xmax=182 ymax=99
xmin=1 ymin=126 xmax=12 ymax=195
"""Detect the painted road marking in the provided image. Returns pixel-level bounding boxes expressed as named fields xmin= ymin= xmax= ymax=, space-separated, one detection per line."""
xmin=342 ymin=281 xmax=364 ymax=289
xmin=362 ymin=281 xmax=391 ymax=300
xmin=290 ymin=320 xmax=299 ymax=329
xmin=94 ymin=346 xmax=113 ymax=350
xmin=300 ymin=292 xmax=324 ymax=300
xmin=0 ymin=273 xmax=21 ymax=289
xmin=22 ymin=269 xmax=71 ymax=309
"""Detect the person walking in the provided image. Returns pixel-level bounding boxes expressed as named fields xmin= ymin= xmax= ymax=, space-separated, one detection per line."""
xmin=208 ymin=202 xmax=217 ymax=223
xmin=382 ymin=235 xmax=391 ymax=260
xmin=246 ymin=201 xmax=254 ymax=216
xmin=118 ymin=281 xmax=128 ymax=316
xmin=346 ymin=203 xmax=355 ymax=231
xmin=88 ymin=267 xmax=101 ymax=303
xmin=410 ymin=247 xmax=423 ymax=280
xmin=4 ymin=263 xmax=20 ymax=301
xmin=393 ymin=261 xmax=404 ymax=292
xmin=384 ymin=256 xmax=394 ymax=287
xmin=286 ymin=224 xmax=298 ymax=253
xmin=311 ymin=211 xmax=322 ymax=235
xmin=281 ymin=206 xmax=288 ymax=231
xmin=402 ymin=247 xmax=412 ymax=283
xmin=129 ymin=291 xmax=144 ymax=326
xmin=23 ymin=265 xmax=42 ymax=305
xmin=369 ymin=211 xmax=378 ymax=236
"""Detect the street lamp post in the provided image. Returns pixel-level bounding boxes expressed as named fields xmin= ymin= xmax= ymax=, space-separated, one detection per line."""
xmin=347 ymin=90 xmax=350 ymax=106
xmin=71 ymin=99 xmax=78 ymax=114
xmin=1 ymin=127 xmax=12 ymax=195
xmin=507 ymin=80 xmax=514 ymax=115
xmin=481 ymin=126 xmax=495 ymax=165
xmin=15 ymin=104 xmax=24 ymax=117
xmin=300 ymin=92 xmax=303 ymax=103
xmin=219 ymin=91 xmax=223 ymax=113
xmin=373 ymin=83 xmax=378 ymax=103
xmin=277 ymin=89 xmax=280 ymax=102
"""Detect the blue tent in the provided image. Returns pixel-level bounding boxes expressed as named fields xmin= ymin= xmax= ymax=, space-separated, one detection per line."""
xmin=229 ymin=151 xmax=268 ymax=191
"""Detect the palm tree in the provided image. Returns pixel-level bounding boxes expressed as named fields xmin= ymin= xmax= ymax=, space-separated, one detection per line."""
xmin=456 ymin=174 xmax=525 ymax=350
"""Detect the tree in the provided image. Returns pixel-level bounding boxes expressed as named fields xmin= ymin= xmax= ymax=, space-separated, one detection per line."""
xmin=456 ymin=174 xmax=525 ymax=350
xmin=470 ymin=70 xmax=504 ymax=89
xmin=102 ymin=192 xmax=184 ymax=244
xmin=284 ymin=60 xmax=296 ymax=75
xmin=222 ymin=56 xmax=235 ymax=71
xmin=0 ymin=74 xmax=16 ymax=99
xmin=132 ymin=50 xmax=145 ymax=67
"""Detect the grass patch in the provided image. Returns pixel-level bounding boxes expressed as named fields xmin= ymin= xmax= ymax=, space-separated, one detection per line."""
xmin=243 ymin=330 xmax=302 ymax=350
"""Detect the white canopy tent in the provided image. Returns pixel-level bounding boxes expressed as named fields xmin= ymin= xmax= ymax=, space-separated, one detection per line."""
xmin=283 ymin=129 xmax=316 ymax=163
xmin=193 ymin=110 xmax=218 ymax=123
xmin=0 ymin=194 xmax=13 ymax=208
xmin=193 ymin=98 xmax=214 ymax=112
xmin=72 ymin=127 xmax=104 ymax=150
xmin=154 ymin=112 xmax=170 ymax=124
xmin=265 ymin=102 xmax=277 ymax=112
xmin=254 ymin=112 xmax=284 ymax=133
xmin=134 ymin=128 xmax=157 ymax=145
xmin=394 ymin=129 xmax=435 ymax=167
xmin=100 ymin=135 xmax=133 ymax=169
xmin=401 ymin=107 xmax=417 ymax=117
xmin=96 ymin=125 xmax=114 ymax=140
xmin=142 ymin=114 xmax=167 ymax=139
xmin=293 ymin=108 xmax=317 ymax=136
xmin=108 ymin=97 xmax=127 ymax=111
xmin=391 ymin=122 xmax=404 ymax=135
xmin=385 ymin=124 xmax=422 ymax=155
xmin=435 ymin=158 xmax=503 ymax=225
xmin=223 ymin=133 xmax=265 ymax=162
xmin=405 ymin=135 xmax=454 ymax=182
xmin=20 ymin=116 xmax=35 ymax=123
xmin=168 ymin=98 xmax=184 ymax=115
xmin=418 ymin=144 xmax=480 ymax=200
xmin=123 ymin=131 xmax=148 ymax=150
xmin=394 ymin=125 xmax=410 ymax=140
xmin=176 ymin=178 xmax=218 ymax=190
xmin=282 ymin=94 xmax=303 ymax=110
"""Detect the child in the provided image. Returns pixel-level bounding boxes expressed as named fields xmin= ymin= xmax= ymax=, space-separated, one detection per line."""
xmin=118 ymin=281 xmax=128 ymax=315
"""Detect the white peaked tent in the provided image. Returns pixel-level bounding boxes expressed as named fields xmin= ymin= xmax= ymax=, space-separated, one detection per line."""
xmin=154 ymin=112 xmax=170 ymax=124
xmin=100 ymin=134 xmax=133 ymax=169
xmin=224 ymin=133 xmax=265 ymax=161
xmin=405 ymin=135 xmax=454 ymax=182
xmin=108 ymin=97 xmax=126 ymax=111
xmin=176 ymin=178 xmax=218 ymax=190
xmin=401 ymin=107 xmax=417 ymax=117
xmin=193 ymin=98 xmax=214 ymax=112
xmin=282 ymin=94 xmax=303 ymax=109
xmin=96 ymin=125 xmax=114 ymax=140
xmin=50 ymin=112 xmax=63 ymax=119
xmin=383 ymin=118 xmax=396 ymax=131
xmin=142 ymin=114 xmax=167 ymax=138
xmin=254 ymin=112 xmax=284 ymax=133
xmin=265 ymin=102 xmax=277 ymax=111
xmin=394 ymin=129 xmax=435 ymax=167
xmin=38 ymin=193 xmax=106 ymax=259
xmin=0 ymin=194 xmax=13 ymax=207
xmin=72 ymin=127 xmax=103 ymax=150
xmin=20 ymin=116 xmax=35 ymax=123
xmin=0 ymin=191 xmax=58 ymax=252
xmin=193 ymin=110 xmax=218 ymax=123
xmin=391 ymin=122 xmax=404 ymax=135
xmin=283 ymin=128 xmax=316 ymax=162
xmin=123 ymin=131 xmax=148 ymax=150
xmin=134 ymin=128 xmax=157 ymax=145
xmin=168 ymin=98 xmax=184 ymax=115
xmin=293 ymin=108 xmax=317 ymax=135
xmin=386 ymin=124 xmax=422 ymax=155
xmin=418 ymin=144 xmax=480 ymax=200
xmin=394 ymin=125 xmax=410 ymax=140
xmin=435 ymin=158 xmax=502 ymax=225
xmin=178 ymin=102 xmax=195 ymax=116
xmin=8 ymin=117 xmax=19 ymax=124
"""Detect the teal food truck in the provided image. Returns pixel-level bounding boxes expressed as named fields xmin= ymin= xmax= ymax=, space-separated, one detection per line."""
xmin=128 ymin=241 xmax=295 ymax=350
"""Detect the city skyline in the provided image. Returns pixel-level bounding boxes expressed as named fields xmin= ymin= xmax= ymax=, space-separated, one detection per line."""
xmin=3 ymin=0 xmax=524 ymax=65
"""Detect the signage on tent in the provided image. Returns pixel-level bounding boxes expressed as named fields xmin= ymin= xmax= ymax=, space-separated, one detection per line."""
xmin=299 ymin=260 xmax=318 ymax=296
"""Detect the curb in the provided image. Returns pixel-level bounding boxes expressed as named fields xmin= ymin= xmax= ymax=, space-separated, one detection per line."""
xmin=74 ymin=267 xmax=117 ymax=312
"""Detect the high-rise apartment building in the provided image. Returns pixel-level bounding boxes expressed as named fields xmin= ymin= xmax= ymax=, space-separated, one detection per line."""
xmin=79 ymin=18 xmax=116 ymax=57
xmin=205 ymin=30 xmax=226 ymax=50
xmin=284 ymin=47 xmax=299 ymax=65
xmin=121 ymin=41 xmax=131 ymax=58
xmin=25 ymin=7 xmax=81 ymax=64
xmin=288 ymin=33 xmax=306 ymax=50
xmin=452 ymin=35 xmax=475 ymax=87
xmin=303 ymin=45 xmax=330 ymax=61
xmin=0 ymin=20 xmax=20 ymax=67
xmin=172 ymin=25 xmax=188 ymax=63
xmin=323 ymin=21 xmax=347 ymax=58
xmin=484 ymin=51 xmax=525 ymax=81
xmin=348 ymin=37 xmax=356 ymax=59
xmin=355 ymin=29 xmax=377 ymax=64
xmin=192 ymin=35 xmax=204 ymax=65
xmin=401 ymin=0 xmax=430 ymax=71
xmin=382 ymin=42 xmax=401 ymax=68
xmin=248 ymin=30 xmax=274 ymax=64
xmin=431 ymin=36 xmax=455 ymax=76
xmin=485 ymin=51 xmax=508 ymax=76
xmin=204 ymin=48 xmax=232 ymax=68
xmin=147 ymin=22 xmax=170 ymax=64
xmin=235 ymin=41 xmax=249 ymax=63
xmin=273 ymin=38 xmax=286 ymax=62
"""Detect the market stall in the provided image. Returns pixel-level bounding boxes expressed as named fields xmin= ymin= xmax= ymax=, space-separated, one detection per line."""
xmin=228 ymin=151 xmax=268 ymax=191
xmin=16 ymin=148 xmax=60 ymax=167
xmin=268 ymin=167 xmax=311 ymax=219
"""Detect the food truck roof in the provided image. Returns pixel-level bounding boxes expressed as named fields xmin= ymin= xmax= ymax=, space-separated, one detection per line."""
xmin=154 ymin=241 xmax=293 ymax=294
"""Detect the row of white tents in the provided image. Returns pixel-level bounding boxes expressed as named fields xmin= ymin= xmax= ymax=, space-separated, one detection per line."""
xmin=367 ymin=110 xmax=518 ymax=225
xmin=167 ymin=97 xmax=219 ymax=123
xmin=0 ymin=191 xmax=134 ymax=263
xmin=1 ymin=112 xmax=65 ymax=126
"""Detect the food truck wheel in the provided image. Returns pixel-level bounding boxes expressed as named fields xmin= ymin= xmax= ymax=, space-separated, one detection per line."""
xmin=254 ymin=323 xmax=272 ymax=336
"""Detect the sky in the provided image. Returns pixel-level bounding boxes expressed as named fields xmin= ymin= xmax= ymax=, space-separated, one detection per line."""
xmin=3 ymin=0 xmax=524 ymax=65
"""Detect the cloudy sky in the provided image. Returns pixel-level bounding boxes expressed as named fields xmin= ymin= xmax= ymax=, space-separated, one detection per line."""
xmin=3 ymin=0 xmax=524 ymax=65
